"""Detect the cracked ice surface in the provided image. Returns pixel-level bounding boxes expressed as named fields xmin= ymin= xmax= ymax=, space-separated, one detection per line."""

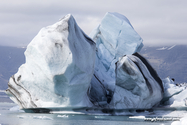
xmin=6 ymin=14 xmax=96 ymax=109
xmin=88 ymin=12 xmax=144 ymax=106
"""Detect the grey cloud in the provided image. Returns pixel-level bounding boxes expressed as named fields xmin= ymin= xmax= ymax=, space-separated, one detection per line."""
xmin=0 ymin=0 xmax=187 ymax=47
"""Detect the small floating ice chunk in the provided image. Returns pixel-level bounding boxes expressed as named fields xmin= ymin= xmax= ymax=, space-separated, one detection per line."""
xmin=57 ymin=115 xmax=69 ymax=118
xmin=129 ymin=116 xmax=145 ymax=119
xmin=33 ymin=116 xmax=53 ymax=120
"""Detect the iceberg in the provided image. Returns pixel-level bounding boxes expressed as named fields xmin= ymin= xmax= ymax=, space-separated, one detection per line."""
xmin=161 ymin=77 xmax=187 ymax=107
xmin=6 ymin=14 xmax=96 ymax=108
xmin=6 ymin=12 xmax=164 ymax=110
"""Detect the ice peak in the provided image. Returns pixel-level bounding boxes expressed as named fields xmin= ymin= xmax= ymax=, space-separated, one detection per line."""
xmin=108 ymin=12 xmax=134 ymax=28
xmin=59 ymin=14 xmax=72 ymax=21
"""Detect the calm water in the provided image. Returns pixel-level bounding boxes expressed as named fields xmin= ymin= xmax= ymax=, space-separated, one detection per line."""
xmin=0 ymin=92 xmax=183 ymax=125
xmin=0 ymin=103 xmax=176 ymax=125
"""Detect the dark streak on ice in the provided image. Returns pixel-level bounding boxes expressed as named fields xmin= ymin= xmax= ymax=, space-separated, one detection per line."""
xmin=55 ymin=43 xmax=63 ymax=48
xmin=88 ymin=74 xmax=113 ymax=107
xmin=133 ymin=52 xmax=164 ymax=93
xmin=93 ymin=74 xmax=113 ymax=104
xmin=7 ymin=75 xmax=37 ymax=108
xmin=6 ymin=86 xmax=23 ymax=108
xmin=122 ymin=63 xmax=136 ymax=76
xmin=17 ymin=75 xmax=21 ymax=81
xmin=132 ymin=60 xmax=153 ymax=94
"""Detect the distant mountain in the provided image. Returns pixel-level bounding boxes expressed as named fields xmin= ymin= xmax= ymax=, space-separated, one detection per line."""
xmin=0 ymin=46 xmax=25 ymax=90
xmin=0 ymin=45 xmax=186 ymax=90
xmin=140 ymin=45 xmax=187 ymax=83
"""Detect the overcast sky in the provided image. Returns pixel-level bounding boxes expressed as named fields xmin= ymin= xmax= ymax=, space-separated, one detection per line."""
xmin=0 ymin=0 xmax=187 ymax=47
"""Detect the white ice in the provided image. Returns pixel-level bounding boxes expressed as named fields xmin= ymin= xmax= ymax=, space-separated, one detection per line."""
xmin=6 ymin=14 xmax=96 ymax=108
xmin=162 ymin=77 xmax=187 ymax=107
xmin=171 ymin=114 xmax=187 ymax=125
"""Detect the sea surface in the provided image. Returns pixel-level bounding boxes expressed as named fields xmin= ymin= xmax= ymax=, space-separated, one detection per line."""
xmin=0 ymin=91 xmax=185 ymax=125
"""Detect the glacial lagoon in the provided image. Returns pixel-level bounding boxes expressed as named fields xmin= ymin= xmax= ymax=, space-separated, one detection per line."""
xmin=0 ymin=94 xmax=185 ymax=125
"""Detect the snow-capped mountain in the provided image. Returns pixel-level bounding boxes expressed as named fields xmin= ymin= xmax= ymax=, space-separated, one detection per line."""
xmin=140 ymin=45 xmax=187 ymax=83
